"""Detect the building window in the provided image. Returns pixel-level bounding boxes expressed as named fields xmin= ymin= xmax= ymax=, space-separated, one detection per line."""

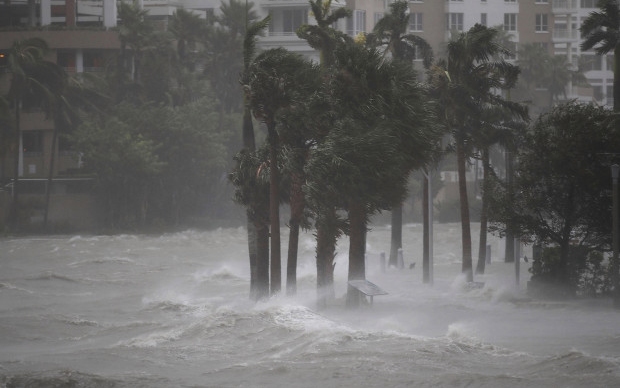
xmin=409 ymin=13 xmax=423 ymax=31
xmin=503 ymin=40 xmax=517 ymax=60
xmin=446 ymin=13 xmax=464 ymax=31
xmin=83 ymin=51 xmax=105 ymax=72
xmin=347 ymin=10 xmax=366 ymax=36
xmin=536 ymin=14 xmax=548 ymax=32
xmin=374 ymin=12 xmax=384 ymax=25
xmin=282 ymin=9 xmax=308 ymax=35
xmin=480 ymin=13 xmax=487 ymax=26
xmin=505 ymin=0 xmax=516 ymax=2
xmin=581 ymin=0 xmax=598 ymax=7
xmin=504 ymin=13 xmax=517 ymax=31
xmin=582 ymin=54 xmax=603 ymax=71
xmin=57 ymin=51 xmax=76 ymax=73
xmin=23 ymin=131 xmax=44 ymax=155
xmin=535 ymin=0 xmax=548 ymax=3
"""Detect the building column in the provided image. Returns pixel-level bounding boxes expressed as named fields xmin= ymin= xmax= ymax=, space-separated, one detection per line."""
xmin=28 ymin=0 xmax=36 ymax=26
xmin=41 ymin=0 xmax=52 ymax=26
xmin=18 ymin=134 xmax=23 ymax=177
xmin=66 ymin=0 xmax=76 ymax=27
xmin=103 ymin=0 xmax=117 ymax=28
xmin=76 ymin=49 xmax=84 ymax=73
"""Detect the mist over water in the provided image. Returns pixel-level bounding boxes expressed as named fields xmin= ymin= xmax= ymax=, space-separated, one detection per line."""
xmin=1 ymin=223 xmax=619 ymax=387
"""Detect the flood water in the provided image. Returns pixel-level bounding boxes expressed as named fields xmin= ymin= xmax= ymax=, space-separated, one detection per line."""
xmin=1 ymin=223 xmax=619 ymax=387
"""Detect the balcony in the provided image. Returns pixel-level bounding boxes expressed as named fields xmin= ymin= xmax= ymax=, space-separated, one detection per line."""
xmin=552 ymin=0 xmax=578 ymax=13
xmin=552 ymin=28 xmax=579 ymax=42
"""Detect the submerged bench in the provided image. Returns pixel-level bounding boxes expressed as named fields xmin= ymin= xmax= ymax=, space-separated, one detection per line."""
xmin=348 ymin=279 xmax=388 ymax=305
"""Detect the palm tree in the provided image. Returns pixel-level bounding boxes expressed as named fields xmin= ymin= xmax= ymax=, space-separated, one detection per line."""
xmin=581 ymin=0 xmax=620 ymax=111
xmin=240 ymin=14 xmax=271 ymax=300
xmin=431 ymin=25 xmax=520 ymax=282
xmin=366 ymin=0 xmax=433 ymax=68
xmin=366 ymin=0 xmax=434 ymax=268
xmin=208 ymin=0 xmax=260 ymax=113
xmin=297 ymin=0 xmax=351 ymax=67
xmin=247 ymin=48 xmax=313 ymax=296
xmin=116 ymin=1 xmax=152 ymax=100
xmin=169 ymin=8 xmax=205 ymax=71
xmin=296 ymin=0 xmax=351 ymax=305
xmin=4 ymin=37 xmax=59 ymax=231
xmin=473 ymin=109 xmax=526 ymax=275
xmin=305 ymin=42 xmax=439 ymax=307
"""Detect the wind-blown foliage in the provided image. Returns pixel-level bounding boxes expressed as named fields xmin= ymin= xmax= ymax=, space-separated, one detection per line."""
xmin=488 ymin=102 xmax=620 ymax=294
xmin=366 ymin=0 xmax=433 ymax=68
xmin=305 ymin=42 xmax=440 ymax=306
xmin=428 ymin=24 xmax=523 ymax=282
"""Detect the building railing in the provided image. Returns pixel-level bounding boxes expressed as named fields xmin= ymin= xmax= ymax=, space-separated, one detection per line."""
xmin=553 ymin=28 xmax=579 ymax=41
xmin=552 ymin=0 xmax=579 ymax=12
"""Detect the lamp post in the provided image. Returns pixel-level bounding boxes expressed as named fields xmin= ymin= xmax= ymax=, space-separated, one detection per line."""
xmin=612 ymin=164 xmax=619 ymax=308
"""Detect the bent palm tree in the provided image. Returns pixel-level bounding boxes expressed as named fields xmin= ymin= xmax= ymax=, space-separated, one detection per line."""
xmin=366 ymin=0 xmax=433 ymax=68
xmin=297 ymin=0 xmax=351 ymax=305
xmin=247 ymin=48 xmax=313 ymax=296
xmin=240 ymin=14 xmax=271 ymax=300
xmin=366 ymin=0 xmax=434 ymax=268
xmin=434 ymin=25 xmax=521 ymax=282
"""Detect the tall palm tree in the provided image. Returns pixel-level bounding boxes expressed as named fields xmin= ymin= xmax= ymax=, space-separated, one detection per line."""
xmin=305 ymin=42 xmax=439 ymax=307
xmin=247 ymin=48 xmax=313 ymax=296
xmin=208 ymin=0 xmax=260 ymax=113
xmin=4 ymin=37 xmax=59 ymax=231
xmin=473 ymin=109 xmax=526 ymax=275
xmin=296 ymin=0 xmax=351 ymax=305
xmin=581 ymin=0 xmax=620 ymax=111
xmin=366 ymin=0 xmax=434 ymax=268
xmin=240 ymin=14 xmax=271 ymax=300
xmin=432 ymin=25 xmax=520 ymax=282
xmin=116 ymin=1 xmax=152 ymax=100
xmin=366 ymin=0 xmax=433 ymax=68
xmin=297 ymin=0 xmax=351 ymax=67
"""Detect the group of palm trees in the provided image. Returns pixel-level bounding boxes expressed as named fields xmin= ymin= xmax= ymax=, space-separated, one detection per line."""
xmin=2 ymin=0 xmax=619 ymax=305
xmin=231 ymin=0 xmax=533 ymax=306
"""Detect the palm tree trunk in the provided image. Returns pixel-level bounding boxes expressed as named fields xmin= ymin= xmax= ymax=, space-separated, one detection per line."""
xmin=316 ymin=207 xmax=337 ymax=309
xmin=242 ymin=107 xmax=259 ymax=300
xmin=505 ymin=149 xmax=515 ymax=263
xmin=247 ymin=210 xmax=259 ymax=300
xmin=476 ymin=147 xmax=490 ymax=275
xmin=346 ymin=199 xmax=367 ymax=308
xmin=268 ymin=124 xmax=281 ymax=296
xmin=389 ymin=204 xmax=403 ymax=268
xmin=286 ymin=171 xmax=304 ymax=296
xmin=423 ymin=172 xmax=430 ymax=283
xmin=256 ymin=221 xmax=270 ymax=300
xmin=456 ymin=140 xmax=473 ymax=282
